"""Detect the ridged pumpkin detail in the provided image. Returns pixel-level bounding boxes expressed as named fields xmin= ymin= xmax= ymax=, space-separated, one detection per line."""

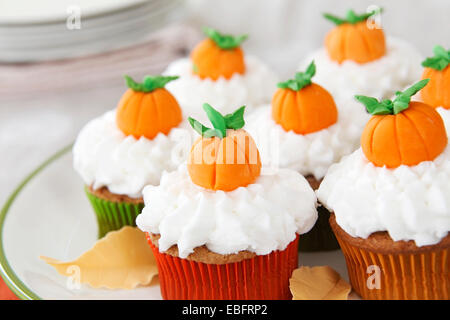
xmin=421 ymin=45 xmax=450 ymax=109
xmin=356 ymin=79 xmax=448 ymax=168
xmin=324 ymin=9 xmax=386 ymax=64
xmin=191 ymin=27 xmax=247 ymax=80
xmin=272 ymin=61 xmax=338 ymax=134
xmin=187 ymin=104 xmax=261 ymax=191
xmin=116 ymin=75 xmax=182 ymax=140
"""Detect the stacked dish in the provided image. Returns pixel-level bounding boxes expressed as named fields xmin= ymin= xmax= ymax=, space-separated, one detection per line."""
xmin=0 ymin=0 xmax=183 ymax=62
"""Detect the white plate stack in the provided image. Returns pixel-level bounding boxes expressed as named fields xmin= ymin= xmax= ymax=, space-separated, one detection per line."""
xmin=0 ymin=0 xmax=184 ymax=63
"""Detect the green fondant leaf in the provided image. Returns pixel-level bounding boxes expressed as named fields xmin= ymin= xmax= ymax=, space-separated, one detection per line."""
xmin=421 ymin=45 xmax=450 ymax=71
xmin=278 ymin=61 xmax=315 ymax=91
xmin=203 ymin=27 xmax=247 ymax=50
xmin=124 ymin=75 xmax=179 ymax=92
xmin=355 ymin=95 xmax=391 ymax=114
xmin=189 ymin=104 xmax=247 ymax=138
xmin=323 ymin=13 xmax=346 ymax=25
xmin=188 ymin=117 xmax=223 ymax=138
xmin=392 ymin=79 xmax=430 ymax=114
xmin=355 ymin=79 xmax=430 ymax=115
xmin=203 ymin=103 xmax=227 ymax=138
xmin=323 ymin=7 xmax=383 ymax=25
xmin=224 ymin=106 xmax=246 ymax=130
xmin=304 ymin=60 xmax=316 ymax=78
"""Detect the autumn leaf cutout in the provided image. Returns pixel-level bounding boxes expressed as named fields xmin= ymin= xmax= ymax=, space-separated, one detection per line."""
xmin=290 ymin=266 xmax=351 ymax=300
xmin=41 ymin=227 xmax=158 ymax=289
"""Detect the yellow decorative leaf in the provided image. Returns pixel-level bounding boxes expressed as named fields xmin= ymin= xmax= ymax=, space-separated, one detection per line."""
xmin=289 ymin=266 xmax=351 ymax=300
xmin=40 ymin=226 xmax=158 ymax=290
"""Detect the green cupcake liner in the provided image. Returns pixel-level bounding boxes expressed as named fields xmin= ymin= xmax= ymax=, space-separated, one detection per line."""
xmin=298 ymin=205 xmax=340 ymax=252
xmin=84 ymin=187 xmax=144 ymax=238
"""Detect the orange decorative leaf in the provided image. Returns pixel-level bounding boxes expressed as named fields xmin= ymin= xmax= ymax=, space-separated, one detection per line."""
xmin=40 ymin=227 xmax=158 ymax=290
xmin=289 ymin=266 xmax=351 ymax=300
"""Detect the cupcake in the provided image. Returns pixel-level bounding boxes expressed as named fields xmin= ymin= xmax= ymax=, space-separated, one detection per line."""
xmin=73 ymin=75 xmax=190 ymax=238
xmin=299 ymin=8 xmax=422 ymax=127
xmin=317 ymin=80 xmax=450 ymax=300
xmin=246 ymin=61 xmax=360 ymax=251
xmin=419 ymin=45 xmax=450 ymax=133
xmin=136 ymin=104 xmax=317 ymax=300
xmin=163 ymin=27 xmax=278 ymax=123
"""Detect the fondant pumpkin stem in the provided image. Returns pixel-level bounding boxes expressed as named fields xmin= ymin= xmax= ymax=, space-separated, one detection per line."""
xmin=277 ymin=61 xmax=316 ymax=91
xmin=422 ymin=45 xmax=450 ymax=71
xmin=203 ymin=27 xmax=248 ymax=50
xmin=355 ymin=79 xmax=430 ymax=115
xmin=124 ymin=75 xmax=179 ymax=93
xmin=323 ymin=7 xmax=383 ymax=25
xmin=188 ymin=103 xmax=246 ymax=138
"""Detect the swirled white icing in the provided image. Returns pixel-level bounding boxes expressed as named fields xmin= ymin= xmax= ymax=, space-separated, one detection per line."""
xmin=300 ymin=37 xmax=423 ymax=103
xmin=245 ymin=106 xmax=361 ymax=179
xmin=136 ymin=164 xmax=318 ymax=257
xmin=163 ymin=55 xmax=278 ymax=123
xmin=317 ymin=148 xmax=450 ymax=247
xmin=73 ymin=111 xmax=191 ymax=198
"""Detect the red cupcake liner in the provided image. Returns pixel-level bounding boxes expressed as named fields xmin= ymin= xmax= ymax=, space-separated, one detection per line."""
xmin=146 ymin=234 xmax=299 ymax=300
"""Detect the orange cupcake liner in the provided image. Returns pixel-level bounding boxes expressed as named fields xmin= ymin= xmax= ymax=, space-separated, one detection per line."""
xmin=336 ymin=235 xmax=450 ymax=300
xmin=146 ymin=233 xmax=299 ymax=300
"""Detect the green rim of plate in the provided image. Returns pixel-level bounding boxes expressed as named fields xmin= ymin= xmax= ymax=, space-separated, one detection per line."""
xmin=0 ymin=144 xmax=73 ymax=300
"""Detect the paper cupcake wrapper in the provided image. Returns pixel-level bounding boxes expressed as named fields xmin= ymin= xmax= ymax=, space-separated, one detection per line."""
xmin=85 ymin=188 xmax=144 ymax=238
xmin=147 ymin=234 xmax=299 ymax=300
xmin=336 ymin=233 xmax=450 ymax=300
xmin=298 ymin=206 xmax=340 ymax=252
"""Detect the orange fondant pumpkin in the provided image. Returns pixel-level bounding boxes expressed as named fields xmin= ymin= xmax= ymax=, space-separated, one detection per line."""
xmin=324 ymin=9 xmax=386 ymax=64
xmin=116 ymin=75 xmax=182 ymax=140
xmin=191 ymin=27 xmax=247 ymax=80
xmin=420 ymin=45 xmax=450 ymax=109
xmin=272 ymin=61 xmax=338 ymax=134
xmin=356 ymin=79 xmax=447 ymax=168
xmin=187 ymin=104 xmax=261 ymax=191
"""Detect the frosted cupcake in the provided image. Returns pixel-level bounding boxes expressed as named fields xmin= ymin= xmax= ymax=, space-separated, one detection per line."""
xmin=246 ymin=61 xmax=361 ymax=251
xmin=163 ymin=27 xmax=278 ymax=123
xmin=73 ymin=75 xmax=190 ymax=238
xmin=137 ymin=104 xmax=317 ymax=300
xmin=318 ymin=80 xmax=450 ymax=300
xmin=419 ymin=45 xmax=450 ymax=133
xmin=300 ymin=8 xmax=422 ymax=126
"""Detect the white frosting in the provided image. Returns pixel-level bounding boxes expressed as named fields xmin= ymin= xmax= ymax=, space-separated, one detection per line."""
xmin=73 ymin=110 xmax=191 ymax=198
xmin=413 ymin=92 xmax=450 ymax=136
xmin=317 ymin=148 xmax=450 ymax=247
xmin=136 ymin=164 xmax=318 ymax=258
xmin=164 ymin=55 xmax=278 ymax=123
xmin=245 ymin=106 xmax=361 ymax=179
xmin=300 ymin=37 xmax=423 ymax=103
